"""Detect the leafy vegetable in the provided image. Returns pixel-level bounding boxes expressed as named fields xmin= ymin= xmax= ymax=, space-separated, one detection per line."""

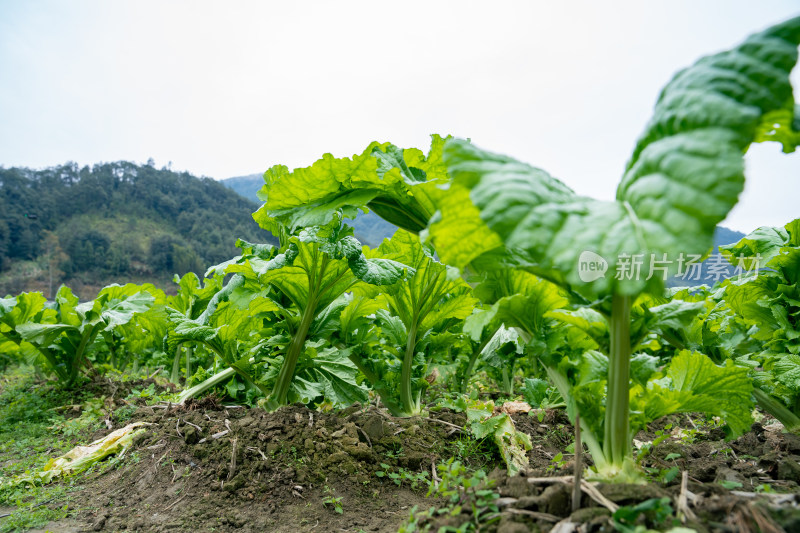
xmin=253 ymin=135 xmax=450 ymax=235
xmin=346 ymin=229 xmax=477 ymax=416
xmin=716 ymin=218 xmax=800 ymax=431
xmin=14 ymin=284 xmax=156 ymax=386
xmin=165 ymin=272 xmax=224 ymax=383
xmin=428 ymin=17 xmax=800 ymax=479
xmin=170 ymin=223 xmax=413 ymax=409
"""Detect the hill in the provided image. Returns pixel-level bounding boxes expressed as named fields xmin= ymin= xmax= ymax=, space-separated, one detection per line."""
xmin=223 ymin=173 xmax=398 ymax=247
xmin=0 ymin=162 xmax=274 ymax=298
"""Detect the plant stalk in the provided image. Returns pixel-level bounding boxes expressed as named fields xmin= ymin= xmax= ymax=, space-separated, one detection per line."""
xmin=460 ymin=328 xmax=499 ymax=393
xmin=270 ymin=299 xmax=317 ymax=407
xmin=545 ymin=365 xmax=606 ymax=470
xmin=178 ymin=365 xmax=236 ymax=403
xmin=604 ymin=293 xmax=632 ymax=469
xmin=754 ymin=387 xmax=800 ymax=433
xmin=171 ymin=343 xmax=183 ymax=384
xmin=68 ymin=325 xmax=100 ymax=386
xmin=399 ymin=322 xmax=420 ymax=416
xmin=185 ymin=345 xmax=193 ymax=381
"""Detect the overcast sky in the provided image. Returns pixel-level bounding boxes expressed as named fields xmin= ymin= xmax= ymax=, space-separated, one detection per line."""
xmin=0 ymin=1 xmax=798 ymax=233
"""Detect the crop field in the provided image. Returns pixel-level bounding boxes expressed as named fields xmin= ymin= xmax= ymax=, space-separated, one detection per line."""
xmin=1 ymin=16 xmax=800 ymax=533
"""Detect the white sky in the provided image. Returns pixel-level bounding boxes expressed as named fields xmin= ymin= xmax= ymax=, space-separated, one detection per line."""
xmin=0 ymin=1 xmax=798 ymax=233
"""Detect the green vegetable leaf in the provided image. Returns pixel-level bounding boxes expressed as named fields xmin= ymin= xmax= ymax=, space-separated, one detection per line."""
xmin=432 ymin=18 xmax=800 ymax=298
xmin=631 ymin=350 xmax=753 ymax=437
xmin=461 ymin=399 xmax=532 ymax=474
xmin=253 ymin=135 xmax=450 ymax=235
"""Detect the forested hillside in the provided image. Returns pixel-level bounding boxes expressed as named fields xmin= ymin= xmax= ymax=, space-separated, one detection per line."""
xmin=0 ymin=161 xmax=272 ymax=298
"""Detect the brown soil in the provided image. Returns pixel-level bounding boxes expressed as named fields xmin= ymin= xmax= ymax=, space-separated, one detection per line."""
xmin=36 ymin=401 xmax=468 ymax=532
xmin=417 ymin=413 xmax=800 ymax=532
xmin=26 ymin=407 xmax=800 ymax=532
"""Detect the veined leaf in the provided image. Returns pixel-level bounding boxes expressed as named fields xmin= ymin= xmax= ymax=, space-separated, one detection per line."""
xmin=253 ymin=135 xmax=450 ymax=235
xmin=378 ymin=230 xmax=477 ymax=331
xmin=433 ymin=18 xmax=800 ymax=298
xmin=168 ymin=272 xmax=224 ymax=319
xmin=304 ymin=349 xmax=369 ymax=407
xmin=719 ymin=222 xmax=791 ymax=269
xmin=96 ymin=287 xmax=156 ymax=331
xmin=474 ymin=270 xmax=569 ymax=340
xmin=16 ymin=323 xmax=76 ymax=346
xmin=631 ymin=350 xmax=753 ymax=437
xmin=772 ymin=353 xmax=800 ymax=391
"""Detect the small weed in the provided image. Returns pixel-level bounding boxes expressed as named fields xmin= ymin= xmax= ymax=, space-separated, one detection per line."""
xmin=289 ymin=446 xmax=305 ymax=465
xmin=546 ymin=452 xmax=568 ymax=473
xmin=398 ymin=458 xmax=500 ymax=532
xmin=612 ymin=497 xmax=676 ymax=531
xmin=321 ymin=485 xmax=343 ymax=514
xmin=644 ymin=465 xmax=680 ymax=484
xmin=375 ymin=464 xmax=430 ymax=490
xmin=383 ymin=444 xmax=404 ymax=460
xmin=716 ymin=447 xmax=734 ymax=458
xmin=446 ymin=433 xmax=497 ymax=469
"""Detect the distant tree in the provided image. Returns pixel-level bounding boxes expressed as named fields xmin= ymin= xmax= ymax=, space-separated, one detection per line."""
xmin=105 ymin=241 xmax=131 ymax=277
xmin=63 ymin=230 xmax=111 ymax=273
xmin=15 ymin=227 xmax=39 ymax=260
xmin=171 ymin=242 xmax=202 ymax=276
xmin=149 ymin=235 xmax=202 ymax=277
xmin=149 ymin=234 xmax=179 ymax=273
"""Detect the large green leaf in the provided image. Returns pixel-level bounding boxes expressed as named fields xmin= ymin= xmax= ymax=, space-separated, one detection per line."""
xmin=338 ymin=293 xmax=386 ymax=341
xmin=772 ymin=354 xmax=800 ymax=391
xmin=253 ymin=135 xmax=450 ymax=235
xmin=474 ymin=269 xmax=569 ymax=340
xmin=720 ymin=223 xmax=792 ymax=270
xmin=378 ymin=230 xmax=477 ymax=332
xmin=16 ymin=323 xmax=76 ymax=346
xmin=432 ymin=18 xmax=800 ymax=298
xmin=630 ymin=350 xmax=753 ymax=437
xmin=96 ymin=285 xmax=156 ymax=331
xmin=1 ymin=292 xmax=50 ymax=331
xmin=337 ymin=236 xmax=414 ymax=286
xmin=303 ymin=348 xmax=369 ymax=407
xmin=168 ymin=272 xmax=224 ymax=319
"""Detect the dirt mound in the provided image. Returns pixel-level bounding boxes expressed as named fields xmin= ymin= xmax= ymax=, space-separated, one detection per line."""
xmin=30 ymin=406 xmax=800 ymax=532
xmin=65 ymin=403 xmax=468 ymax=532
